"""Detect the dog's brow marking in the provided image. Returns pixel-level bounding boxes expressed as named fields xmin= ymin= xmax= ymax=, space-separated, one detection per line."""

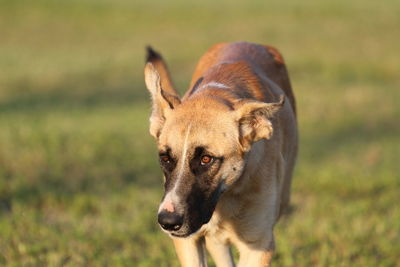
xmin=207 ymin=82 xmax=230 ymax=89
xmin=197 ymin=81 xmax=230 ymax=92
xmin=177 ymin=123 xmax=192 ymax=179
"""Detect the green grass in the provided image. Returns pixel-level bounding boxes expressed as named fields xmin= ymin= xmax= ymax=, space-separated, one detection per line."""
xmin=0 ymin=0 xmax=399 ymax=266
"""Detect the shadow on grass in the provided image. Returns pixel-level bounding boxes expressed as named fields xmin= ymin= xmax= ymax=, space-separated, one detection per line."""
xmin=0 ymin=72 xmax=149 ymax=113
xmin=2 ymin=166 xmax=162 ymax=214
xmin=301 ymin=114 xmax=399 ymax=163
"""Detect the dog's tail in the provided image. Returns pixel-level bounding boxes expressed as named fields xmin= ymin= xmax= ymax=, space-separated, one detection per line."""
xmin=145 ymin=46 xmax=177 ymax=96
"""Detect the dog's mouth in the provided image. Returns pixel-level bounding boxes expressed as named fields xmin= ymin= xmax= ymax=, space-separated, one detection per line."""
xmin=167 ymin=222 xmax=206 ymax=238
xmin=170 ymin=232 xmax=191 ymax=238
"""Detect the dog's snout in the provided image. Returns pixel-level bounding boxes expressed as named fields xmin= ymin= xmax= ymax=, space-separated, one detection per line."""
xmin=158 ymin=211 xmax=184 ymax=231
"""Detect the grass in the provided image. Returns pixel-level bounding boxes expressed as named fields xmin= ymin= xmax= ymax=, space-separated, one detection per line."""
xmin=0 ymin=0 xmax=399 ymax=266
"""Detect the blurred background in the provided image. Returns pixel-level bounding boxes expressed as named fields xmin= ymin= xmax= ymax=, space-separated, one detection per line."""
xmin=0 ymin=0 xmax=399 ymax=266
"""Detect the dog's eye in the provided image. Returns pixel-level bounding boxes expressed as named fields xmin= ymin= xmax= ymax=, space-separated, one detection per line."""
xmin=160 ymin=155 xmax=171 ymax=163
xmin=200 ymin=155 xmax=213 ymax=165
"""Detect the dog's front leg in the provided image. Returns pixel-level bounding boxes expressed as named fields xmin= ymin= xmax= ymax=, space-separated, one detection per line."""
xmin=237 ymin=248 xmax=274 ymax=267
xmin=205 ymin=236 xmax=235 ymax=267
xmin=173 ymin=236 xmax=208 ymax=267
xmin=236 ymin=236 xmax=275 ymax=267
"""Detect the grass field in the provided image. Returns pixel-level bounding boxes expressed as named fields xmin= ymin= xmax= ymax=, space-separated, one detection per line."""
xmin=0 ymin=0 xmax=399 ymax=266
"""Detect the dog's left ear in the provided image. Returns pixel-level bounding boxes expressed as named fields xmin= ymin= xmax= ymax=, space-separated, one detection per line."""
xmin=144 ymin=63 xmax=181 ymax=138
xmin=235 ymin=95 xmax=285 ymax=151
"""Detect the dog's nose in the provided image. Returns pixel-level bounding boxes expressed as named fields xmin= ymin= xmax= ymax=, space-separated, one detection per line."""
xmin=158 ymin=211 xmax=184 ymax=231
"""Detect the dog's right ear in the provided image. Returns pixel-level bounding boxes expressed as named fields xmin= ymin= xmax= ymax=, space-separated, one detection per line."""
xmin=235 ymin=95 xmax=285 ymax=152
xmin=144 ymin=63 xmax=181 ymax=138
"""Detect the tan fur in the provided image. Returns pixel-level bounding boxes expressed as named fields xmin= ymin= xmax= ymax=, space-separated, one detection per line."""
xmin=144 ymin=42 xmax=298 ymax=267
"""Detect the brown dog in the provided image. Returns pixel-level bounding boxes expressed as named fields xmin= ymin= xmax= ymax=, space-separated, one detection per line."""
xmin=144 ymin=42 xmax=298 ymax=267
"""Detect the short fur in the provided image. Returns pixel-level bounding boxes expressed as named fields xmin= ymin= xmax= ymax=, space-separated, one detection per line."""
xmin=144 ymin=42 xmax=298 ymax=267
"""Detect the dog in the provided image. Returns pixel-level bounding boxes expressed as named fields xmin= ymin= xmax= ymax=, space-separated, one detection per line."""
xmin=143 ymin=42 xmax=298 ymax=267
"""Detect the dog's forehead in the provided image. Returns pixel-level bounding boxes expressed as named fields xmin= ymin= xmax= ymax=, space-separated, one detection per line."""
xmin=159 ymin=106 xmax=238 ymax=155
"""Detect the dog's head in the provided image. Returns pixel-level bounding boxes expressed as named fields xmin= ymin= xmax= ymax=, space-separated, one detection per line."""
xmin=144 ymin=61 xmax=284 ymax=237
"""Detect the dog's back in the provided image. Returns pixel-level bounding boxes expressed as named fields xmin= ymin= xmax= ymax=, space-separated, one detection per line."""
xmin=186 ymin=42 xmax=296 ymax=116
